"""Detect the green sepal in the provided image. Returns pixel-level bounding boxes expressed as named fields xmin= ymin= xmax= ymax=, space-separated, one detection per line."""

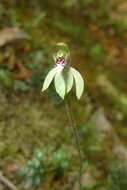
xmin=60 ymin=67 xmax=73 ymax=94
xmin=42 ymin=67 xmax=57 ymax=92
xmin=54 ymin=72 xmax=66 ymax=99
xmin=71 ymin=67 xmax=84 ymax=99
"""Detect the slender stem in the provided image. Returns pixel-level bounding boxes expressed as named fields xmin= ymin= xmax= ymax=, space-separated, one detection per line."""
xmin=65 ymin=99 xmax=83 ymax=190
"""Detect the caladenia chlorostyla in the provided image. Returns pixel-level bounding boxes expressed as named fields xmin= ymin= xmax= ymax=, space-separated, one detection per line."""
xmin=42 ymin=42 xmax=84 ymax=99
xmin=42 ymin=42 xmax=84 ymax=190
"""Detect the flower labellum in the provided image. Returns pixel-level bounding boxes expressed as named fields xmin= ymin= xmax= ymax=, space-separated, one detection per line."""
xmin=56 ymin=57 xmax=65 ymax=66
xmin=42 ymin=42 xmax=84 ymax=99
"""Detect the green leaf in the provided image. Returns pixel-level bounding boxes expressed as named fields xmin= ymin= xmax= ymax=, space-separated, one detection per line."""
xmin=71 ymin=67 xmax=84 ymax=99
xmin=54 ymin=73 xmax=66 ymax=99
xmin=42 ymin=67 xmax=57 ymax=92
xmin=66 ymin=69 xmax=73 ymax=93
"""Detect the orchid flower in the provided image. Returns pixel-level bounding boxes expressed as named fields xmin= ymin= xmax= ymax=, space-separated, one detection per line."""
xmin=42 ymin=42 xmax=84 ymax=99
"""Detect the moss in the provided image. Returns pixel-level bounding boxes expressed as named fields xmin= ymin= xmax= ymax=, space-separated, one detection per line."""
xmin=107 ymin=161 xmax=127 ymax=190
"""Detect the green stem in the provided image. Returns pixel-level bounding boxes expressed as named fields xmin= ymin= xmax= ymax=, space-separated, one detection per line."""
xmin=65 ymin=99 xmax=83 ymax=190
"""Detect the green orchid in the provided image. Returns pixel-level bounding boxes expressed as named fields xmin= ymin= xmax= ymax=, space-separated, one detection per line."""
xmin=42 ymin=42 xmax=84 ymax=99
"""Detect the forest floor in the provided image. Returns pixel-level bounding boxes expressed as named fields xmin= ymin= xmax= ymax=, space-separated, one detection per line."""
xmin=0 ymin=1 xmax=127 ymax=190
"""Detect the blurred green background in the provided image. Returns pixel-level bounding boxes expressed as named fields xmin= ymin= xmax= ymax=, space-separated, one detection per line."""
xmin=0 ymin=0 xmax=127 ymax=189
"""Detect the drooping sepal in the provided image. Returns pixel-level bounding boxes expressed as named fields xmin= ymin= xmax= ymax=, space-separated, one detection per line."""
xmin=54 ymin=72 xmax=66 ymax=99
xmin=71 ymin=67 xmax=84 ymax=99
xmin=66 ymin=68 xmax=73 ymax=93
xmin=42 ymin=67 xmax=58 ymax=92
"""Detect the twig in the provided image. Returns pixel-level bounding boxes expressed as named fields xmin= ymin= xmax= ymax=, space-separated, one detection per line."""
xmin=0 ymin=171 xmax=18 ymax=190
xmin=65 ymin=98 xmax=83 ymax=190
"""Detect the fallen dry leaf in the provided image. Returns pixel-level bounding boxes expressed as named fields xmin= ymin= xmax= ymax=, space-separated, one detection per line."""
xmin=0 ymin=27 xmax=29 ymax=47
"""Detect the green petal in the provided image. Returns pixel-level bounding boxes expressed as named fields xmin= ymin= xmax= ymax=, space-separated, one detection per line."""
xmin=66 ymin=69 xmax=73 ymax=93
xmin=71 ymin=67 xmax=84 ymax=99
xmin=54 ymin=73 xmax=66 ymax=99
xmin=42 ymin=67 xmax=57 ymax=92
